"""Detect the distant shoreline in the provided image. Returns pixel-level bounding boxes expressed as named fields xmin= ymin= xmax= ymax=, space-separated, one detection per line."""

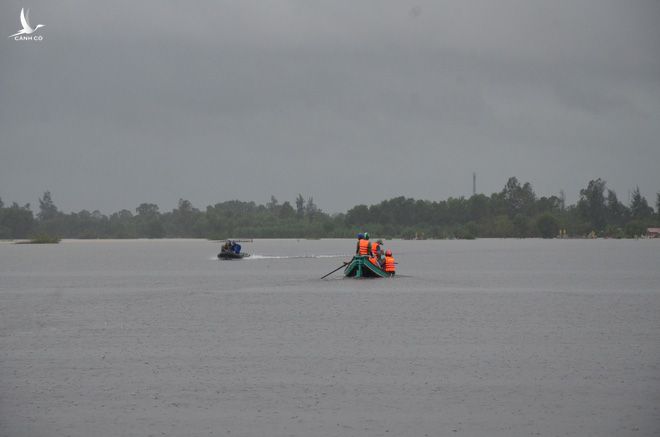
xmin=2 ymin=179 xmax=658 ymax=241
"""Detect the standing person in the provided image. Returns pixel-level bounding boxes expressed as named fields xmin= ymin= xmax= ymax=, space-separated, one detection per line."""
xmin=358 ymin=232 xmax=371 ymax=256
xmin=384 ymin=249 xmax=396 ymax=275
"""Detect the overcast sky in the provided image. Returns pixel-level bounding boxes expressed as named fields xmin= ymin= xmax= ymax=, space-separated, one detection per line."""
xmin=1 ymin=0 xmax=659 ymax=214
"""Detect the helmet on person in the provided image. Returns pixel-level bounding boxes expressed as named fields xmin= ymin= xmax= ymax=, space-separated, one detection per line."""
xmin=385 ymin=249 xmax=392 ymax=256
xmin=357 ymin=233 xmax=364 ymax=239
xmin=377 ymin=239 xmax=383 ymax=244
xmin=364 ymin=232 xmax=369 ymax=240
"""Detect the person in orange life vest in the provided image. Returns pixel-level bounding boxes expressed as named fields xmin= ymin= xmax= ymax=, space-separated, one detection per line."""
xmin=384 ymin=249 xmax=396 ymax=275
xmin=357 ymin=232 xmax=371 ymax=256
xmin=367 ymin=240 xmax=379 ymax=266
xmin=370 ymin=239 xmax=383 ymax=267
xmin=355 ymin=233 xmax=365 ymax=255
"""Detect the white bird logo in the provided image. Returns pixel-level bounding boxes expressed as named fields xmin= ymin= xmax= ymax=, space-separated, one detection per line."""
xmin=9 ymin=8 xmax=45 ymax=38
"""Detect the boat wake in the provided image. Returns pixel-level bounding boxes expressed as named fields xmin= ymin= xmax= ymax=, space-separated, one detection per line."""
xmin=246 ymin=254 xmax=347 ymax=260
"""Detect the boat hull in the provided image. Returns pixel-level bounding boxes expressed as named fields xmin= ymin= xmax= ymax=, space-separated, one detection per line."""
xmin=344 ymin=255 xmax=392 ymax=278
xmin=217 ymin=251 xmax=250 ymax=260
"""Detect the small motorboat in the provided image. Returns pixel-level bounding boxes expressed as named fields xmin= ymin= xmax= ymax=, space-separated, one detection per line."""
xmin=217 ymin=240 xmax=249 ymax=260
xmin=344 ymin=255 xmax=392 ymax=278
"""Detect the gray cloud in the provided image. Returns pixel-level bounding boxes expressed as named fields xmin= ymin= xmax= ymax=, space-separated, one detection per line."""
xmin=1 ymin=0 xmax=659 ymax=213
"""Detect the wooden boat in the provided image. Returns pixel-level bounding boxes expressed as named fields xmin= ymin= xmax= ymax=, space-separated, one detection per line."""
xmin=344 ymin=255 xmax=392 ymax=278
xmin=217 ymin=250 xmax=250 ymax=260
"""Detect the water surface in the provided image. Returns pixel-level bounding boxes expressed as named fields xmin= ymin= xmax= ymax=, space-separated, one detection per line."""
xmin=1 ymin=239 xmax=659 ymax=436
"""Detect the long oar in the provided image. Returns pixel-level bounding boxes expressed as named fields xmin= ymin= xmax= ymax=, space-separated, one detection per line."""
xmin=321 ymin=261 xmax=349 ymax=279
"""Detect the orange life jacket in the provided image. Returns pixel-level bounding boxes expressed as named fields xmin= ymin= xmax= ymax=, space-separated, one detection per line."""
xmin=368 ymin=256 xmax=379 ymax=266
xmin=384 ymin=255 xmax=396 ymax=272
xmin=371 ymin=242 xmax=380 ymax=255
xmin=358 ymin=239 xmax=371 ymax=255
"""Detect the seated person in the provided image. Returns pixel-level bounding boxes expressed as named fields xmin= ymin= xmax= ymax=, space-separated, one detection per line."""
xmin=371 ymin=239 xmax=384 ymax=266
xmin=355 ymin=233 xmax=364 ymax=255
xmin=384 ymin=249 xmax=396 ymax=275
xmin=358 ymin=232 xmax=371 ymax=256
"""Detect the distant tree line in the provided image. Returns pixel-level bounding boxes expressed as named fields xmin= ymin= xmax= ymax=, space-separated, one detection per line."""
xmin=1 ymin=178 xmax=658 ymax=240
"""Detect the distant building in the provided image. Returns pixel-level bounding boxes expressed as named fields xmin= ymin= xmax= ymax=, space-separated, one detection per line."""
xmin=647 ymin=228 xmax=660 ymax=238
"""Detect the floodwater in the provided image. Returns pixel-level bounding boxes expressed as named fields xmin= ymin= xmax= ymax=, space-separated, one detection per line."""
xmin=1 ymin=238 xmax=659 ymax=436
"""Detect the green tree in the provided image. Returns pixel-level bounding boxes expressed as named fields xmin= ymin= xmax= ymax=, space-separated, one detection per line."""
xmin=501 ymin=177 xmax=536 ymax=217
xmin=629 ymin=186 xmax=653 ymax=220
xmin=7 ymin=175 xmax=652 ymax=239
xmin=578 ymin=179 xmax=607 ymax=231
xmin=136 ymin=203 xmax=159 ymax=218
xmin=267 ymin=195 xmax=279 ymax=211
xmin=135 ymin=203 xmax=164 ymax=238
xmin=0 ymin=202 xmax=34 ymax=238
xmin=345 ymin=204 xmax=370 ymax=226
xmin=38 ymin=191 xmax=59 ymax=221
xmin=295 ymin=194 xmax=305 ymax=217
xmin=170 ymin=199 xmax=201 ymax=237
xmin=467 ymin=194 xmax=490 ymax=221
xmin=512 ymin=214 xmax=531 ymax=237
xmin=305 ymin=197 xmax=319 ymax=220
xmin=492 ymin=215 xmax=514 ymax=237
xmin=536 ymin=196 xmax=560 ymax=214
xmin=605 ymin=189 xmax=628 ymax=227
xmin=536 ymin=213 xmax=559 ymax=238
xmin=625 ymin=220 xmax=646 ymax=238
xmin=279 ymin=201 xmax=295 ymax=219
